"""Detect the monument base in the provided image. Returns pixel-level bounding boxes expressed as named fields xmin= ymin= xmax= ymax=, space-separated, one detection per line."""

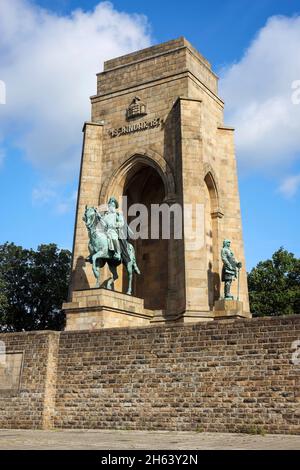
xmin=213 ymin=299 xmax=251 ymax=319
xmin=149 ymin=310 xmax=214 ymax=325
xmin=180 ymin=310 xmax=214 ymax=323
xmin=63 ymin=288 xmax=153 ymax=330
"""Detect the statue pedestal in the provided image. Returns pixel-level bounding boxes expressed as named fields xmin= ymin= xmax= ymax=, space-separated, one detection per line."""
xmin=63 ymin=288 xmax=153 ymax=330
xmin=213 ymin=299 xmax=251 ymax=319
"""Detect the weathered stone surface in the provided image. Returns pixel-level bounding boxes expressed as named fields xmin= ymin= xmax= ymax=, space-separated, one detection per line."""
xmin=0 ymin=352 xmax=23 ymax=391
xmin=0 ymin=331 xmax=59 ymax=429
xmin=0 ymin=316 xmax=299 ymax=434
xmin=69 ymin=37 xmax=250 ymax=326
xmin=64 ymin=288 xmax=153 ymax=330
xmin=214 ymin=299 xmax=250 ymax=319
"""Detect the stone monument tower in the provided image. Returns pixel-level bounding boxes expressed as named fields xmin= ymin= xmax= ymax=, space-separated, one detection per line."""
xmin=63 ymin=37 xmax=250 ymax=330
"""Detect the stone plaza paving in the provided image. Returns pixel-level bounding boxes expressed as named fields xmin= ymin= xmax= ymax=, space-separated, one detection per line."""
xmin=0 ymin=430 xmax=299 ymax=450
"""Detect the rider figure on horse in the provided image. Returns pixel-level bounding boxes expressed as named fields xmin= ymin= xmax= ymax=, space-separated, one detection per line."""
xmin=83 ymin=199 xmax=140 ymax=292
xmin=96 ymin=196 xmax=130 ymax=262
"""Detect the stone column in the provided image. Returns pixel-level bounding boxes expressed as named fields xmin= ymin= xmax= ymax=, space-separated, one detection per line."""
xmin=42 ymin=332 xmax=60 ymax=429
xmin=178 ymin=98 xmax=212 ymax=321
xmin=216 ymin=126 xmax=250 ymax=313
xmin=69 ymin=122 xmax=104 ymax=295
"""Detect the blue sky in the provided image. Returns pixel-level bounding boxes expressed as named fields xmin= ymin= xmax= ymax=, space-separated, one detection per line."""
xmin=0 ymin=0 xmax=300 ymax=271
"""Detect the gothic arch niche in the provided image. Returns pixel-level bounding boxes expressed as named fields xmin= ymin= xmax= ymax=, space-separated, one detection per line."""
xmin=204 ymin=171 xmax=221 ymax=309
xmin=99 ymin=150 xmax=175 ymax=206
xmin=123 ymin=162 xmax=168 ymax=310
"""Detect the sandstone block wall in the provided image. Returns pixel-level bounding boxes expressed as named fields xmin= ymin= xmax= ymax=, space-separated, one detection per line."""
xmin=0 ymin=331 xmax=59 ymax=429
xmin=0 ymin=317 xmax=299 ymax=433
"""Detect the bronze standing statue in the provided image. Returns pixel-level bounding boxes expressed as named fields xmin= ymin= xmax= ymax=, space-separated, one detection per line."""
xmin=221 ymin=239 xmax=242 ymax=300
xmin=83 ymin=197 xmax=140 ymax=294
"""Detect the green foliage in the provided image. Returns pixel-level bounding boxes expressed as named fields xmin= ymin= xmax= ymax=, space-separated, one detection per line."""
xmin=0 ymin=275 xmax=8 ymax=317
xmin=248 ymin=247 xmax=300 ymax=317
xmin=0 ymin=243 xmax=71 ymax=332
xmin=238 ymin=425 xmax=266 ymax=435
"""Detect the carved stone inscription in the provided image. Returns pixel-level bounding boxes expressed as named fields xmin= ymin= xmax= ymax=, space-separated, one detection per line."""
xmin=108 ymin=117 xmax=162 ymax=137
xmin=0 ymin=352 xmax=23 ymax=390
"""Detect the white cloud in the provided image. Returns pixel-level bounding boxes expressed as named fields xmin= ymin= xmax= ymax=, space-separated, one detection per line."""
xmin=279 ymin=174 xmax=300 ymax=198
xmin=32 ymin=185 xmax=56 ymax=205
xmin=219 ymin=15 xmax=300 ymax=177
xmin=0 ymin=80 xmax=6 ymax=104
xmin=0 ymin=148 xmax=5 ymax=167
xmin=56 ymin=190 xmax=77 ymax=215
xmin=32 ymin=182 xmax=77 ymax=214
xmin=0 ymin=0 xmax=151 ymax=181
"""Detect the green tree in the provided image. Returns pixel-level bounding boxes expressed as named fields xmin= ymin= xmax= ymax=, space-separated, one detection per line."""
xmin=0 ymin=275 xmax=8 ymax=319
xmin=248 ymin=247 xmax=300 ymax=317
xmin=0 ymin=243 xmax=71 ymax=331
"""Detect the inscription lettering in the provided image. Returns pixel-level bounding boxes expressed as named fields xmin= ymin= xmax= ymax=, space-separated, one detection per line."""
xmin=108 ymin=117 xmax=162 ymax=137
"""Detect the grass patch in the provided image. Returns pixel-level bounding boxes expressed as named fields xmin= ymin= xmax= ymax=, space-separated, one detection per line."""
xmin=239 ymin=425 xmax=266 ymax=436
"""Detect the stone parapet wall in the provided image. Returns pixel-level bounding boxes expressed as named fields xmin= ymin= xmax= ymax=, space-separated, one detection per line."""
xmin=0 ymin=331 xmax=59 ymax=429
xmin=98 ymin=37 xmax=217 ymax=96
xmin=0 ymin=316 xmax=299 ymax=433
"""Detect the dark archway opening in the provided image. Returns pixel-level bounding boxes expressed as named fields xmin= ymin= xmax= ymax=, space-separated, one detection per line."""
xmin=123 ymin=164 xmax=168 ymax=310
xmin=204 ymin=172 xmax=221 ymax=308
